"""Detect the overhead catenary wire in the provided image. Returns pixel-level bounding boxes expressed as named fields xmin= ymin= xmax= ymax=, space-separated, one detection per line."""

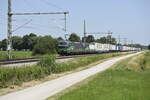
xmin=12 ymin=17 xmax=66 ymax=36
xmin=14 ymin=0 xmax=68 ymax=32
xmin=38 ymin=0 xmax=65 ymax=11
xmin=15 ymin=23 xmax=63 ymax=35
xmin=12 ymin=19 xmax=32 ymax=33
xmin=12 ymin=18 xmax=31 ymax=22
xmin=13 ymin=26 xmax=54 ymax=36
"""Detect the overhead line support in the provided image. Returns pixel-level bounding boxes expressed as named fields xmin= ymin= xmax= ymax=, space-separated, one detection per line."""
xmin=12 ymin=12 xmax=69 ymax=15
xmin=84 ymin=20 xmax=86 ymax=43
xmin=7 ymin=0 xmax=69 ymax=60
xmin=7 ymin=0 xmax=13 ymax=59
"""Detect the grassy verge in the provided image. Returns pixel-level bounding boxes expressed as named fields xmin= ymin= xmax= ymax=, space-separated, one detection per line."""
xmin=49 ymin=51 xmax=150 ymax=100
xmin=0 ymin=51 xmax=34 ymax=60
xmin=0 ymin=52 xmax=128 ymax=89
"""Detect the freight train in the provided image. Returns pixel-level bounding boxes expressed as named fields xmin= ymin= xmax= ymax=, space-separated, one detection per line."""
xmin=58 ymin=40 xmax=141 ymax=55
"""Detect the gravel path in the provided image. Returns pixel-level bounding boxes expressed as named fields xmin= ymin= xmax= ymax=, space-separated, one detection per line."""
xmin=0 ymin=52 xmax=140 ymax=100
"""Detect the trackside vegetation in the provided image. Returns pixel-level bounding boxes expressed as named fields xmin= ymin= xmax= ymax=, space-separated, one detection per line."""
xmin=32 ymin=36 xmax=58 ymax=55
xmin=0 ymin=53 xmax=125 ymax=88
xmin=0 ymin=51 xmax=33 ymax=60
xmin=54 ymin=51 xmax=150 ymax=100
xmin=148 ymin=44 xmax=150 ymax=50
xmin=0 ymin=34 xmax=59 ymax=58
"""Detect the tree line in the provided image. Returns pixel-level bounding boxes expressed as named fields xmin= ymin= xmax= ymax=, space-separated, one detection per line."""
xmin=0 ymin=33 xmax=117 ymax=50
xmin=68 ymin=33 xmax=117 ymax=44
xmin=0 ymin=33 xmax=148 ymax=55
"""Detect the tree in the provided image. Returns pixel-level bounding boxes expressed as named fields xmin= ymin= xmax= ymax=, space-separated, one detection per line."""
xmin=106 ymin=35 xmax=116 ymax=44
xmin=148 ymin=45 xmax=150 ymax=50
xmin=82 ymin=35 xmax=95 ymax=43
xmin=12 ymin=36 xmax=23 ymax=50
xmin=0 ymin=41 xmax=2 ymax=50
xmin=0 ymin=39 xmax=7 ymax=50
xmin=29 ymin=33 xmax=37 ymax=37
xmin=96 ymin=37 xmax=107 ymax=44
xmin=69 ymin=33 xmax=80 ymax=42
xmin=86 ymin=35 xmax=95 ymax=43
xmin=33 ymin=36 xmax=58 ymax=55
xmin=96 ymin=36 xmax=116 ymax=44
xmin=57 ymin=37 xmax=64 ymax=41
xmin=22 ymin=33 xmax=37 ymax=50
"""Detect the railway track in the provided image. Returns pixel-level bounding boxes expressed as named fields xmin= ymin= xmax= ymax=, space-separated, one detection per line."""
xmin=0 ymin=54 xmax=97 ymax=65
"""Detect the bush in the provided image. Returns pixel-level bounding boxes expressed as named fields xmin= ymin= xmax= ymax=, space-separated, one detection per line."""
xmin=0 ymin=55 xmax=57 ymax=88
xmin=0 ymin=66 xmax=45 ymax=88
xmin=32 ymin=36 xmax=58 ymax=55
xmin=38 ymin=55 xmax=56 ymax=73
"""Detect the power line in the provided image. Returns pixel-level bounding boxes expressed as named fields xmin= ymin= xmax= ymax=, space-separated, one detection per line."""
xmin=13 ymin=26 xmax=51 ymax=35
xmin=12 ymin=19 xmax=32 ymax=33
xmin=38 ymin=0 xmax=65 ymax=11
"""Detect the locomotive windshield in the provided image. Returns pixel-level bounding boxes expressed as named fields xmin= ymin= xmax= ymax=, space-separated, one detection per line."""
xmin=58 ymin=41 xmax=69 ymax=48
xmin=59 ymin=42 xmax=67 ymax=45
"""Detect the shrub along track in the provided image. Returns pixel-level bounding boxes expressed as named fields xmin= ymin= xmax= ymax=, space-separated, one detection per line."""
xmin=0 ymin=53 xmax=111 ymax=66
xmin=0 ymin=53 xmax=129 ymax=88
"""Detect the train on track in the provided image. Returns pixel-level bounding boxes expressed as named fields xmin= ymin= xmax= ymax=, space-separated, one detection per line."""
xmin=58 ymin=40 xmax=141 ymax=55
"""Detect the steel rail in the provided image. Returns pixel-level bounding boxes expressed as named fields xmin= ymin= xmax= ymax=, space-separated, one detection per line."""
xmin=0 ymin=54 xmax=97 ymax=65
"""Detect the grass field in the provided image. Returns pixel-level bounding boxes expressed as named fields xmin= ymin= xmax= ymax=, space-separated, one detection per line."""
xmin=52 ymin=51 xmax=150 ymax=100
xmin=0 ymin=51 xmax=35 ymax=60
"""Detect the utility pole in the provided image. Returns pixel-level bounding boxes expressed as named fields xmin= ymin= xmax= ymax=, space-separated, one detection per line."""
xmin=107 ymin=31 xmax=113 ymax=50
xmin=131 ymin=40 xmax=134 ymax=47
xmin=118 ymin=35 xmax=121 ymax=51
xmin=129 ymin=40 xmax=134 ymax=50
xmin=64 ymin=13 xmax=67 ymax=40
xmin=7 ymin=0 xmax=13 ymax=59
xmin=107 ymin=31 xmax=113 ymax=43
xmin=83 ymin=20 xmax=86 ymax=44
xmin=65 ymin=34 xmax=69 ymax=41
xmin=118 ymin=35 xmax=121 ymax=45
xmin=124 ymin=38 xmax=127 ymax=45
xmin=7 ymin=0 xmax=69 ymax=59
xmin=64 ymin=12 xmax=68 ymax=40
xmin=64 ymin=12 xmax=67 ymax=32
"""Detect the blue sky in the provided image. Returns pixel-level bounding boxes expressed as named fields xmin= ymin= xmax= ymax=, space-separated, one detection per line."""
xmin=0 ymin=0 xmax=150 ymax=45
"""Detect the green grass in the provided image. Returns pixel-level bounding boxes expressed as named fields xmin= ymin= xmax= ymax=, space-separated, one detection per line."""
xmin=0 ymin=52 xmax=125 ymax=88
xmin=0 ymin=51 xmax=34 ymax=60
xmin=54 ymin=51 xmax=150 ymax=100
xmin=54 ymin=53 xmax=124 ymax=73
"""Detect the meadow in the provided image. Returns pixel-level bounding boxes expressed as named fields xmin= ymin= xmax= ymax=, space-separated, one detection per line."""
xmin=0 ymin=51 xmax=34 ymax=60
xmin=53 ymin=51 xmax=150 ymax=100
